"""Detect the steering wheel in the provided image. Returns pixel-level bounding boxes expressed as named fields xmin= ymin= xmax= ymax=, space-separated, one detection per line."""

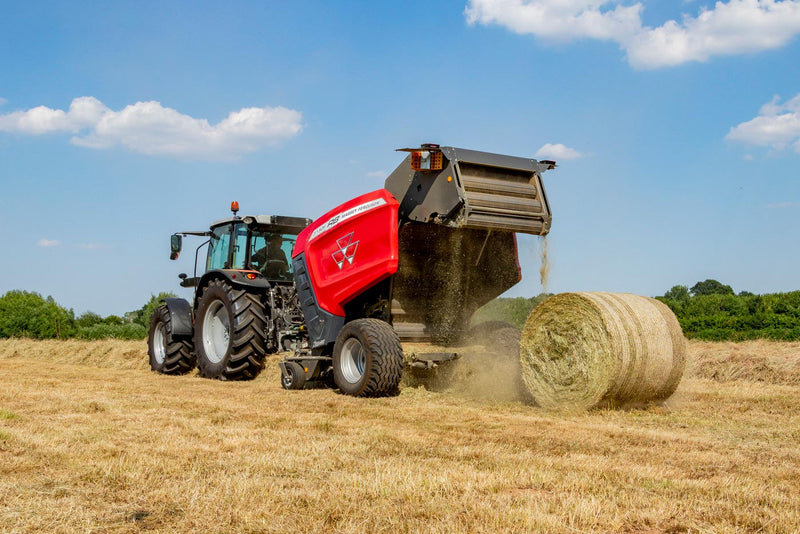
xmin=263 ymin=259 xmax=289 ymax=278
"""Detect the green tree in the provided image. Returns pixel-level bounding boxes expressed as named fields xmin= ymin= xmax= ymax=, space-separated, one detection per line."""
xmin=0 ymin=290 xmax=75 ymax=339
xmin=663 ymin=285 xmax=691 ymax=302
xmin=690 ymin=279 xmax=734 ymax=297
xmin=102 ymin=315 xmax=125 ymax=325
xmin=75 ymin=311 xmax=103 ymax=328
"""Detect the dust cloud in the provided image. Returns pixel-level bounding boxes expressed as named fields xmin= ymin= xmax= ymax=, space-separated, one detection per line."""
xmin=403 ymin=326 xmax=529 ymax=404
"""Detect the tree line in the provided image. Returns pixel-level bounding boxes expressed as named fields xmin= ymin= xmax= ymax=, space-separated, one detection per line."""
xmin=656 ymin=280 xmax=800 ymax=341
xmin=0 ymin=290 xmax=176 ymax=340
xmin=3 ymin=279 xmax=799 ymax=342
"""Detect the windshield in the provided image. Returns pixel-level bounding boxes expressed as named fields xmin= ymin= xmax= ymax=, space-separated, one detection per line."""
xmin=249 ymin=229 xmax=298 ymax=280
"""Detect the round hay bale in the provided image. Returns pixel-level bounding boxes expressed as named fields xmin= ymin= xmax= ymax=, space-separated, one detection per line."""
xmin=519 ymin=292 xmax=686 ymax=410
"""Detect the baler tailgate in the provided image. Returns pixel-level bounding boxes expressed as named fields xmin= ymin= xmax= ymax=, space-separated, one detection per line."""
xmin=385 ymin=145 xmax=552 ymax=237
xmin=458 ymin=162 xmax=548 ymax=234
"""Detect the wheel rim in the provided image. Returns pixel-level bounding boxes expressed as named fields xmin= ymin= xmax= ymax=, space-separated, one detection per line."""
xmin=153 ymin=322 xmax=167 ymax=365
xmin=282 ymin=367 xmax=294 ymax=387
xmin=340 ymin=337 xmax=366 ymax=384
xmin=202 ymin=300 xmax=230 ymax=364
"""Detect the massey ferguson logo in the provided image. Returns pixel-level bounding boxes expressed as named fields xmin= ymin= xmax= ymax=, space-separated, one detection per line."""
xmin=332 ymin=232 xmax=359 ymax=270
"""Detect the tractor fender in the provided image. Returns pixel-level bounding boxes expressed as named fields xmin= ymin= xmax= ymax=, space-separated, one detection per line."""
xmin=161 ymin=297 xmax=194 ymax=337
xmin=194 ymin=270 xmax=270 ymax=307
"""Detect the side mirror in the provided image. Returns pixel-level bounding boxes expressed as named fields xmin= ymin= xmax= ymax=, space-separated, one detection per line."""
xmin=170 ymin=234 xmax=182 ymax=260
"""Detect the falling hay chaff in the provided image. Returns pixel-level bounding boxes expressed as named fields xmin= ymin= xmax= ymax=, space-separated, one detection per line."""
xmin=520 ymin=292 xmax=686 ymax=410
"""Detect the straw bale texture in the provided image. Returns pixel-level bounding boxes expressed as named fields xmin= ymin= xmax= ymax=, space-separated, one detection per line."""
xmin=520 ymin=292 xmax=685 ymax=410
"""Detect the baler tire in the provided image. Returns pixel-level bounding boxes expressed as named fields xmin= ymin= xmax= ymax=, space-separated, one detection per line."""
xmin=281 ymin=361 xmax=306 ymax=390
xmin=194 ymin=279 xmax=267 ymax=381
xmin=332 ymin=318 xmax=403 ymax=397
xmin=147 ymin=305 xmax=196 ymax=375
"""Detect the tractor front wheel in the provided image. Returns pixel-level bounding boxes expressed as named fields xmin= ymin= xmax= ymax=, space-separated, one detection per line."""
xmin=147 ymin=305 xmax=195 ymax=374
xmin=332 ymin=319 xmax=403 ymax=397
xmin=194 ymin=279 xmax=267 ymax=380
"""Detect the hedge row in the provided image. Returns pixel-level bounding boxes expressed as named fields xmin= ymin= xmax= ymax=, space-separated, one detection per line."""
xmin=0 ymin=290 xmax=174 ymax=340
xmin=657 ymin=292 xmax=800 ymax=341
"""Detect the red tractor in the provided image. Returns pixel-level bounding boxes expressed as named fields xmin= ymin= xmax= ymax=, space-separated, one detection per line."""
xmin=148 ymin=144 xmax=554 ymax=396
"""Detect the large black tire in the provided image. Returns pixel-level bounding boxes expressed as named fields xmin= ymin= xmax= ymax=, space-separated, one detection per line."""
xmin=332 ymin=318 xmax=403 ymax=397
xmin=147 ymin=305 xmax=196 ymax=374
xmin=194 ymin=279 xmax=267 ymax=380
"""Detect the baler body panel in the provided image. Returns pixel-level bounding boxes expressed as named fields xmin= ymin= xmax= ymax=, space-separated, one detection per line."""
xmin=293 ymin=189 xmax=400 ymax=317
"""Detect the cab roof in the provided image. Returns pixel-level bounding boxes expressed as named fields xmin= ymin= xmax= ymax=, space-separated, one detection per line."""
xmin=209 ymin=214 xmax=313 ymax=234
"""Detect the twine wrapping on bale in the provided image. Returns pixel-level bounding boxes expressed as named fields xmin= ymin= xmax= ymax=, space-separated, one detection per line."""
xmin=520 ymin=292 xmax=686 ymax=410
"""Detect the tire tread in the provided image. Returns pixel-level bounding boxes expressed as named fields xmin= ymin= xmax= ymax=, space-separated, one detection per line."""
xmin=148 ymin=305 xmax=196 ymax=374
xmin=196 ymin=279 xmax=267 ymax=380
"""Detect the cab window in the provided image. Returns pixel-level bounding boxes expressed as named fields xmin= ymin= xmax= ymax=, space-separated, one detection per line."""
xmin=206 ymin=225 xmax=231 ymax=271
xmin=249 ymin=230 xmax=297 ymax=280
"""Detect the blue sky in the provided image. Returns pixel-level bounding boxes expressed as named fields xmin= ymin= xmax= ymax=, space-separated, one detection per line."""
xmin=1 ymin=0 xmax=799 ymax=316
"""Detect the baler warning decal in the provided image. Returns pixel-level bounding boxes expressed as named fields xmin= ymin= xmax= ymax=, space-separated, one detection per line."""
xmin=308 ymin=197 xmax=387 ymax=242
xmin=332 ymin=232 xmax=359 ymax=270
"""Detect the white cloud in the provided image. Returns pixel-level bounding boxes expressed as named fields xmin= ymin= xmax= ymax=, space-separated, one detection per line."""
xmin=37 ymin=239 xmax=60 ymax=247
xmin=0 ymin=97 xmax=108 ymax=135
xmin=466 ymin=0 xmax=642 ymax=42
xmin=0 ymin=97 xmax=7 ymax=107
xmin=726 ymin=93 xmax=800 ymax=153
xmin=535 ymin=142 xmax=585 ymax=160
xmin=766 ymin=201 xmax=800 ymax=208
xmin=365 ymin=170 xmax=387 ymax=178
xmin=0 ymin=97 xmax=302 ymax=159
xmin=79 ymin=243 xmax=105 ymax=250
xmin=465 ymin=0 xmax=800 ymax=69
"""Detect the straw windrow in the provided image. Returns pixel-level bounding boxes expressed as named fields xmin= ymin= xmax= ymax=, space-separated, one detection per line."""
xmin=520 ymin=292 xmax=686 ymax=410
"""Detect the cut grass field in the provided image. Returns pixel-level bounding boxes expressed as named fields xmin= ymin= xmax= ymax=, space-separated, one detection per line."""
xmin=1 ymin=339 xmax=799 ymax=533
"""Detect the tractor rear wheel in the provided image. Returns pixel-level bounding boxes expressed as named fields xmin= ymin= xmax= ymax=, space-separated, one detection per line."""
xmin=194 ymin=279 xmax=267 ymax=380
xmin=147 ymin=305 xmax=195 ymax=374
xmin=332 ymin=319 xmax=403 ymax=397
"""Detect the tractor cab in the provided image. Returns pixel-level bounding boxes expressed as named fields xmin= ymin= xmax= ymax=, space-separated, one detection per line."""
xmin=169 ymin=203 xmax=311 ymax=289
xmin=206 ymin=218 xmax=304 ymax=282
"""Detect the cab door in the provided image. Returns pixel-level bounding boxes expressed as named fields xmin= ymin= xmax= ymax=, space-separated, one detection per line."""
xmin=206 ymin=225 xmax=233 ymax=271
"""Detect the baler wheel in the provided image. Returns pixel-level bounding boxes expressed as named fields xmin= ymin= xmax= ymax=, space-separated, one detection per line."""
xmin=147 ymin=305 xmax=196 ymax=374
xmin=333 ymin=319 xmax=403 ymax=397
xmin=194 ymin=279 xmax=267 ymax=380
xmin=281 ymin=361 xmax=307 ymax=390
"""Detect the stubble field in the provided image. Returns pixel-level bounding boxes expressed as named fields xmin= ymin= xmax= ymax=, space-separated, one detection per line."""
xmin=0 ymin=338 xmax=799 ymax=533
